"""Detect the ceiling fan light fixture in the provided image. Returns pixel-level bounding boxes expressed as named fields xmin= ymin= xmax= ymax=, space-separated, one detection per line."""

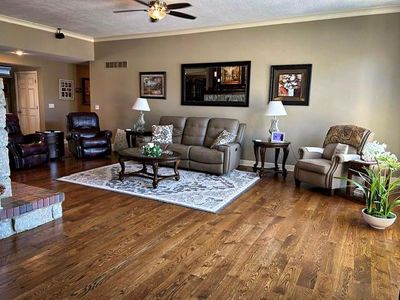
xmin=55 ymin=28 xmax=65 ymax=39
xmin=148 ymin=0 xmax=167 ymax=20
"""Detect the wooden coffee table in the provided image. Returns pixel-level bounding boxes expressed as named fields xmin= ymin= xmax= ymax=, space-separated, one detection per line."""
xmin=118 ymin=148 xmax=181 ymax=188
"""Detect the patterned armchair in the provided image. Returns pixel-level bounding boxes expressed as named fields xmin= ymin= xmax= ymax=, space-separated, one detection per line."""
xmin=6 ymin=113 xmax=49 ymax=170
xmin=294 ymin=125 xmax=373 ymax=195
xmin=66 ymin=112 xmax=112 ymax=158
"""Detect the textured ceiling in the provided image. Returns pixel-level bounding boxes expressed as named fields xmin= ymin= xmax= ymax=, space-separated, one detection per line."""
xmin=0 ymin=0 xmax=399 ymax=39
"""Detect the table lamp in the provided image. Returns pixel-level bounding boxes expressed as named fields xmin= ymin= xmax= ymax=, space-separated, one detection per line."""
xmin=265 ymin=101 xmax=287 ymax=137
xmin=132 ymin=97 xmax=150 ymax=132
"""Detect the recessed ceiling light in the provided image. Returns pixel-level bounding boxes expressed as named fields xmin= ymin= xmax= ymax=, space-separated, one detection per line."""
xmin=15 ymin=50 xmax=25 ymax=56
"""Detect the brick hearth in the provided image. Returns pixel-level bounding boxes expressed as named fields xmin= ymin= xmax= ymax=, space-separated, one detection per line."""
xmin=0 ymin=182 xmax=64 ymax=239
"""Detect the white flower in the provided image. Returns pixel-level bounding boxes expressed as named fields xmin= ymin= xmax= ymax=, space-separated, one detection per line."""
xmin=147 ymin=142 xmax=154 ymax=148
xmin=362 ymin=141 xmax=392 ymax=162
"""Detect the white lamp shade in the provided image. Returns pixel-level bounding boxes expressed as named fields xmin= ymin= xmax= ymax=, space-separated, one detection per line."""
xmin=132 ymin=98 xmax=150 ymax=111
xmin=265 ymin=101 xmax=287 ymax=116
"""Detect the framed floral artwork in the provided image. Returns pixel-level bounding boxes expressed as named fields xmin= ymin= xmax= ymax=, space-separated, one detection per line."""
xmin=139 ymin=72 xmax=166 ymax=99
xmin=268 ymin=64 xmax=312 ymax=106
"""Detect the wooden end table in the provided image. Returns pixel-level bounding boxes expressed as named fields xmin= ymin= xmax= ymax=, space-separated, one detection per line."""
xmin=125 ymin=129 xmax=153 ymax=148
xmin=346 ymin=160 xmax=377 ymax=198
xmin=36 ymin=130 xmax=65 ymax=159
xmin=252 ymin=140 xmax=290 ymax=178
xmin=118 ymin=148 xmax=181 ymax=188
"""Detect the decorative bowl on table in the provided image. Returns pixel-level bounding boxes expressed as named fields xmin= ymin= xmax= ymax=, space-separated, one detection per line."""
xmin=143 ymin=143 xmax=162 ymax=157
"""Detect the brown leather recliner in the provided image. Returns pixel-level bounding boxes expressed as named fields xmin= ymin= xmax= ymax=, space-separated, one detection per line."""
xmin=6 ymin=113 xmax=49 ymax=169
xmin=66 ymin=112 xmax=112 ymax=158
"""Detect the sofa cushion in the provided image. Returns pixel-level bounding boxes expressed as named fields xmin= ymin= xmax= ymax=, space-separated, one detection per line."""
xmin=190 ymin=146 xmax=224 ymax=164
xmin=81 ymin=137 xmax=108 ymax=148
xmin=75 ymin=129 xmax=99 ymax=139
xmin=323 ymin=143 xmax=349 ymax=160
xmin=204 ymin=118 xmax=240 ymax=147
xmin=296 ymin=159 xmax=332 ymax=175
xmin=159 ymin=116 xmax=186 ymax=144
xmin=210 ymin=130 xmax=237 ymax=149
xmin=165 ymin=144 xmax=192 ymax=160
xmin=67 ymin=112 xmax=99 ymax=130
xmin=18 ymin=142 xmax=48 ymax=157
xmin=182 ymin=117 xmax=209 ymax=146
xmin=322 ymin=143 xmax=338 ymax=160
xmin=152 ymin=125 xmax=173 ymax=144
xmin=332 ymin=143 xmax=349 ymax=159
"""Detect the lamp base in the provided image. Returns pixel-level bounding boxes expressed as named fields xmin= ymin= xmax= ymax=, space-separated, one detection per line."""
xmin=133 ymin=111 xmax=145 ymax=133
xmin=268 ymin=118 xmax=279 ymax=135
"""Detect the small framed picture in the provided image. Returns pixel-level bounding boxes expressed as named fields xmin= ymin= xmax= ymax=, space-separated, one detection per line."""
xmin=59 ymin=79 xmax=74 ymax=100
xmin=139 ymin=72 xmax=166 ymax=99
xmin=271 ymin=131 xmax=285 ymax=143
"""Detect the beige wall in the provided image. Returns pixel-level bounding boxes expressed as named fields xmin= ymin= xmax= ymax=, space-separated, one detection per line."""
xmin=92 ymin=13 xmax=400 ymax=164
xmin=0 ymin=21 xmax=93 ymax=62
xmin=0 ymin=53 xmax=78 ymax=132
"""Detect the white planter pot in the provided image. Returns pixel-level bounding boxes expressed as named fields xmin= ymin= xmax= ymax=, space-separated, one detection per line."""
xmin=362 ymin=208 xmax=397 ymax=230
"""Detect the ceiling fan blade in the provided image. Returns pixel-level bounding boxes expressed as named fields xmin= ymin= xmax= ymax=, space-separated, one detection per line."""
xmin=133 ymin=0 xmax=149 ymax=6
xmin=166 ymin=3 xmax=192 ymax=10
xmin=168 ymin=11 xmax=196 ymax=20
xmin=113 ymin=9 xmax=147 ymax=13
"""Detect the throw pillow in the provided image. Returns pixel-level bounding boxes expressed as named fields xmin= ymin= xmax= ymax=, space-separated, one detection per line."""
xmin=210 ymin=130 xmax=236 ymax=149
xmin=113 ymin=128 xmax=128 ymax=152
xmin=332 ymin=143 xmax=349 ymax=159
xmin=322 ymin=143 xmax=338 ymax=160
xmin=152 ymin=125 xmax=173 ymax=144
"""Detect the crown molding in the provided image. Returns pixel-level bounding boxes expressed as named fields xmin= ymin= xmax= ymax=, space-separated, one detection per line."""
xmin=0 ymin=5 xmax=399 ymax=44
xmin=95 ymin=5 xmax=400 ymax=42
xmin=0 ymin=14 xmax=94 ymax=42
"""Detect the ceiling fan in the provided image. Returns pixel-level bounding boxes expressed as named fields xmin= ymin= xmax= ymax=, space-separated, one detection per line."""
xmin=114 ymin=0 xmax=196 ymax=22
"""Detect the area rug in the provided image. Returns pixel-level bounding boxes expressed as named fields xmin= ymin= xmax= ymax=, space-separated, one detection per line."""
xmin=57 ymin=162 xmax=260 ymax=213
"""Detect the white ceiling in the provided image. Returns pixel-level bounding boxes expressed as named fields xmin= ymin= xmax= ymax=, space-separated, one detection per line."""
xmin=0 ymin=0 xmax=399 ymax=40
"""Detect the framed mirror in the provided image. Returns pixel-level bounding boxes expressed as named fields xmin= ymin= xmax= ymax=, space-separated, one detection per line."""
xmin=181 ymin=61 xmax=251 ymax=107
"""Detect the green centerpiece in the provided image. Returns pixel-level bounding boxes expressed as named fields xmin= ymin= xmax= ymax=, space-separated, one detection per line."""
xmin=143 ymin=143 xmax=162 ymax=157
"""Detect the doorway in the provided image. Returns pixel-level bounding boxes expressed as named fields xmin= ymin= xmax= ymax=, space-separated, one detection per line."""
xmin=14 ymin=71 xmax=40 ymax=133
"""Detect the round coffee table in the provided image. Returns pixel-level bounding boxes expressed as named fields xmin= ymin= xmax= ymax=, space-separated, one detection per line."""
xmin=117 ymin=148 xmax=181 ymax=188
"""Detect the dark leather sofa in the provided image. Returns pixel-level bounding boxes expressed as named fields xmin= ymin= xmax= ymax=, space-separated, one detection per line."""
xmin=159 ymin=116 xmax=246 ymax=175
xmin=6 ymin=113 xmax=49 ymax=169
xmin=66 ymin=112 xmax=112 ymax=158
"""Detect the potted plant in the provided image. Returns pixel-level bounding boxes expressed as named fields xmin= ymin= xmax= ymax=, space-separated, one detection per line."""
xmin=346 ymin=145 xmax=400 ymax=229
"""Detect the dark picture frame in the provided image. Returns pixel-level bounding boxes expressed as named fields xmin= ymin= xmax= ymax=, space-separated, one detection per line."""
xmin=181 ymin=61 xmax=251 ymax=107
xmin=82 ymin=78 xmax=90 ymax=105
xmin=269 ymin=64 xmax=312 ymax=106
xmin=139 ymin=72 xmax=166 ymax=99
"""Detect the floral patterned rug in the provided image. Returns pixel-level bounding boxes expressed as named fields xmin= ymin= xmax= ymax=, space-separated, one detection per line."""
xmin=58 ymin=162 xmax=260 ymax=213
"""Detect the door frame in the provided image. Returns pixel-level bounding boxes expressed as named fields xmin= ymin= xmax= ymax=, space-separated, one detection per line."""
xmin=14 ymin=71 xmax=41 ymax=132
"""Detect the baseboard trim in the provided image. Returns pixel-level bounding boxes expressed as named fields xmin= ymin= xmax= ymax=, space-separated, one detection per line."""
xmin=240 ymin=159 xmax=295 ymax=172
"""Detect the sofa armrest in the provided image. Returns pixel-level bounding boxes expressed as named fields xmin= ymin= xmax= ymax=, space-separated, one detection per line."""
xmin=299 ymin=147 xmax=324 ymax=159
xmin=23 ymin=133 xmax=45 ymax=143
xmin=214 ymin=142 xmax=241 ymax=173
xmin=99 ymin=130 xmax=112 ymax=139
xmin=214 ymin=142 xmax=240 ymax=152
xmin=66 ymin=131 xmax=81 ymax=141
xmin=235 ymin=123 xmax=246 ymax=145
xmin=333 ymin=154 xmax=361 ymax=164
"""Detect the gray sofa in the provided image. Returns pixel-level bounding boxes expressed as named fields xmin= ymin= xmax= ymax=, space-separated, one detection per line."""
xmin=158 ymin=116 xmax=246 ymax=175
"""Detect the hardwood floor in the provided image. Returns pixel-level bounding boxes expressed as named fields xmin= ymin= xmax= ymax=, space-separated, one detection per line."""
xmin=1 ymin=156 xmax=400 ymax=299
